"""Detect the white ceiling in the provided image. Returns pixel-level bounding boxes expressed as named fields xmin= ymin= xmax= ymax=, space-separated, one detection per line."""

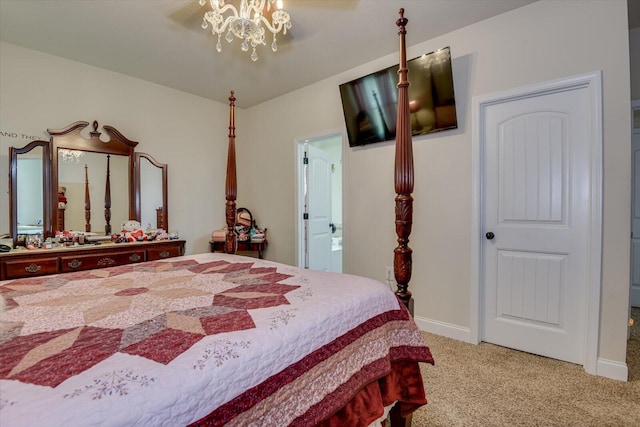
xmin=6 ymin=0 xmax=616 ymax=110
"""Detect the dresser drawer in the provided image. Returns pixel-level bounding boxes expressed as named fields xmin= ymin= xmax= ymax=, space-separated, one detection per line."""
xmin=147 ymin=245 xmax=181 ymax=261
xmin=3 ymin=257 xmax=59 ymax=279
xmin=60 ymin=250 xmax=146 ymax=273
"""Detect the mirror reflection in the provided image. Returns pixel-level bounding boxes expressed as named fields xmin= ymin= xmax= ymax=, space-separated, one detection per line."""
xmin=139 ymin=155 xmax=165 ymax=230
xmin=0 ymin=149 xmax=8 ymax=238
xmin=16 ymin=146 xmax=44 ymax=236
xmin=9 ymin=140 xmax=51 ymax=248
xmin=57 ymin=151 xmax=128 ymax=234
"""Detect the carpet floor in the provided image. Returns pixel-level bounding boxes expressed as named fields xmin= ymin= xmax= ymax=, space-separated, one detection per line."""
xmin=410 ymin=308 xmax=640 ymax=426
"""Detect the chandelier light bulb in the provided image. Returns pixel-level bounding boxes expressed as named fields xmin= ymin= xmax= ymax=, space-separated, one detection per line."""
xmin=201 ymin=0 xmax=291 ymax=61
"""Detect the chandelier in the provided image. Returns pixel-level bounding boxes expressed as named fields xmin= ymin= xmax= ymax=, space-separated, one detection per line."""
xmin=200 ymin=0 xmax=291 ymax=61
xmin=58 ymin=149 xmax=84 ymax=163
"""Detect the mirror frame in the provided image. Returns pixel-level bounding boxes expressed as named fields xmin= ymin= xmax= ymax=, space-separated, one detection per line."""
xmin=135 ymin=152 xmax=168 ymax=232
xmin=9 ymin=140 xmax=52 ymax=248
xmin=50 ymin=121 xmax=138 ymax=235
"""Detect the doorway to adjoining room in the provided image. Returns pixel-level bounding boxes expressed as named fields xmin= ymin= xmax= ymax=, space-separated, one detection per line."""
xmin=296 ymin=133 xmax=343 ymax=273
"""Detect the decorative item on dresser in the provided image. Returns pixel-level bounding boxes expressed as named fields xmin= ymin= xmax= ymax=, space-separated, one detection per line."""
xmin=210 ymin=207 xmax=268 ymax=258
xmin=0 ymin=9 xmax=431 ymax=427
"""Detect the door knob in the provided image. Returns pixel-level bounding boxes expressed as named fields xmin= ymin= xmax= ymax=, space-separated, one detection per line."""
xmin=486 ymin=232 xmax=495 ymax=240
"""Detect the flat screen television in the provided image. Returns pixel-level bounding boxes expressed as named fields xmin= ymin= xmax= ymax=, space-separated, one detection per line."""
xmin=339 ymin=46 xmax=457 ymax=147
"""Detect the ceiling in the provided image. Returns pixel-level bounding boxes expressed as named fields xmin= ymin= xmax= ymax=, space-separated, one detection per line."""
xmin=1 ymin=0 xmax=630 ymax=109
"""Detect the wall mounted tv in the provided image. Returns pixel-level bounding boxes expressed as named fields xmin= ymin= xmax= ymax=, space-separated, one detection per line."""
xmin=339 ymin=46 xmax=457 ymax=147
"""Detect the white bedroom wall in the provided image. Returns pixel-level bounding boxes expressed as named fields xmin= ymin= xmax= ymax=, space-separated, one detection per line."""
xmin=0 ymin=41 xmax=234 ymax=255
xmin=242 ymin=0 xmax=631 ymax=366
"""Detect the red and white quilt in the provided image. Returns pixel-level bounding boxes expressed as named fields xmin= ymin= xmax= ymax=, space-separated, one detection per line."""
xmin=0 ymin=252 xmax=432 ymax=426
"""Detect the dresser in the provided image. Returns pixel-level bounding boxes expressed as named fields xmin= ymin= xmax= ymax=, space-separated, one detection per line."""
xmin=0 ymin=240 xmax=185 ymax=281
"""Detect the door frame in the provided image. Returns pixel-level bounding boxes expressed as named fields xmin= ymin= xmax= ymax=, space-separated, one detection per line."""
xmin=627 ymin=99 xmax=640 ymax=334
xmin=631 ymin=99 xmax=640 ymax=310
xmin=295 ymin=130 xmax=344 ymax=269
xmin=470 ymin=71 xmax=603 ymax=375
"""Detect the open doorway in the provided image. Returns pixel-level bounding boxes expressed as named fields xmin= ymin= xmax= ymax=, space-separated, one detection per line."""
xmin=296 ymin=133 xmax=343 ymax=272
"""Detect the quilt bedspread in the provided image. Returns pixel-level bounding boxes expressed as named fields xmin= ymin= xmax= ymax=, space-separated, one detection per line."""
xmin=0 ymin=252 xmax=432 ymax=426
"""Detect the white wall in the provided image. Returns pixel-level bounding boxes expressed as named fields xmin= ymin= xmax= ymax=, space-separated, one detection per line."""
xmin=0 ymin=41 xmax=236 ymax=254
xmin=241 ymin=0 xmax=631 ymax=367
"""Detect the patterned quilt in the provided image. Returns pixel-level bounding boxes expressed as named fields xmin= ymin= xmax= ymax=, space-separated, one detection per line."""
xmin=0 ymin=252 xmax=432 ymax=426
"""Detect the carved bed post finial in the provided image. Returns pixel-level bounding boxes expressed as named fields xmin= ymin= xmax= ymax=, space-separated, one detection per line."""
xmin=394 ymin=8 xmax=414 ymax=313
xmin=225 ymin=91 xmax=238 ymax=254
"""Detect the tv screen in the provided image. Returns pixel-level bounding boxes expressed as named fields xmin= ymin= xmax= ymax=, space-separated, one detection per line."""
xmin=339 ymin=47 xmax=457 ymax=147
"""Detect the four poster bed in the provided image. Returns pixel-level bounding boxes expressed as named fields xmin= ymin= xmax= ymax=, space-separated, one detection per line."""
xmin=0 ymin=9 xmax=431 ymax=427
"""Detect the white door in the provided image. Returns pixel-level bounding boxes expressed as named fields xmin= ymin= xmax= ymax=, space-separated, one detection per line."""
xmin=482 ymin=85 xmax=592 ymax=364
xmin=306 ymin=145 xmax=332 ymax=271
xmin=631 ymin=112 xmax=640 ymax=307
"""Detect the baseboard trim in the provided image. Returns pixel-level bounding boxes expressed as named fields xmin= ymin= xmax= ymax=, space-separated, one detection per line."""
xmin=415 ymin=316 xmax=629 ymax=382
xmin=414 ymin=315 xmax=474 ymax=344
xmin=596 ymin=358 xmax=628 ymax=382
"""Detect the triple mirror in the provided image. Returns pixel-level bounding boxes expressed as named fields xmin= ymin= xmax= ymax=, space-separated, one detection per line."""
xmin=6 ymin=120 xmax=168 ymax=248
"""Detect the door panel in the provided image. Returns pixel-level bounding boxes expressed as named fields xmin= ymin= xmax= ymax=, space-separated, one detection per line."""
xmin=497 ymin=251 xmax=564 ymax=327
xmin=483 ymin=86 xmax=590 ymax=364
xmin=307 ymin=145 xmax=332 ymax=272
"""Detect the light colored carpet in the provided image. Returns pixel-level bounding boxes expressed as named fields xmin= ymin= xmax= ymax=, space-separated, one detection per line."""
xmin=411 ymin=308 xmax=640 ymax=426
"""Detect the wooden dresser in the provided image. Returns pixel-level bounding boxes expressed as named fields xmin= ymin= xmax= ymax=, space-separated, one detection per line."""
xmin=0 ymin=240 xmax=185 ymax=281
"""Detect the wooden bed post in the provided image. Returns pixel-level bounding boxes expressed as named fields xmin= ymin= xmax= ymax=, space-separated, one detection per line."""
xmin=389 ymin=11 xmax=415 ymax=426
xmin=104 ymin=154 xmax=112 ymax=235
xmin=84 ymin=164 xmax=91 ymax=232
xmin=225 ymin=91 xmax=238 ymax=254
xmin=393 ymin=8 xmax=414 ymax=315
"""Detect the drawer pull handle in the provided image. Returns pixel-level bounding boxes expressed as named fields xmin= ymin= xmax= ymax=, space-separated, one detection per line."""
xmin=97 ymin=257 xmax=116 ymax=266
xmin=129 ymin=254 xmax=141 ymax=262
xmin=25 ymin=263 xmax=42 ymax=273
xmin=68 ymin=259 xmax=82 ymax=269
xmin=159 ymin=251 xmax=170 ymax=258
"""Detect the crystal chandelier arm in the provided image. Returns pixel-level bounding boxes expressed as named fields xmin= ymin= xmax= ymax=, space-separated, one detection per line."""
xmin=213 ymin=3 xmax=240 ymax=17
xmin=254 ymin=13 xmax=290 ymax=35
xmin=218 ymin=15 xmax=240 ymax=34
xmin=205 ymin=15 xmax=241 ymax=37
xmin=255 ymin=15 xmax=279 ymax=34
xmin=245 ymin=0 xmax=267 ymax=17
